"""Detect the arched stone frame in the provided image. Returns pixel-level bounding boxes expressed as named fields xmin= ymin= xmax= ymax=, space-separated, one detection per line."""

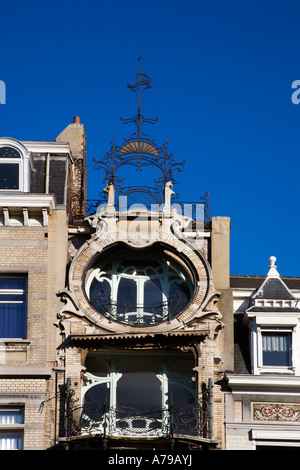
xmin=61 ymin=230 xmax=222 ymax=335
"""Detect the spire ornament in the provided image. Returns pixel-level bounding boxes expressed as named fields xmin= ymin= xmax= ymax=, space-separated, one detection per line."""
xmin=92 ymin=58 xmax=185 ymax=207
xmin=88 ymin=59 xmax=209 ymax=227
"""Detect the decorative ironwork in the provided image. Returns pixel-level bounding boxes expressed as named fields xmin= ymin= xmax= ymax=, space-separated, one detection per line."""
xmin=86 ymin=193 xmax=210 ymax=227
xmin=171 ymin=406 xmax=205 ymax=437
xmin=108 ymin=406 xmax=169 ymax=437
xmin=84 ymin=59 xmax=210 ymax=226
xmin=92 ymin=58 xmax=186 ymax=205
xmin=120 ymin=56 xmax=159 ymax=170
xmin=68 ymin=404 xmax=210 ymax=439
xmin=64 ymin=379 xmax=212 ymax=441
xmin=89 ymin=288 xmax=189 ymax=326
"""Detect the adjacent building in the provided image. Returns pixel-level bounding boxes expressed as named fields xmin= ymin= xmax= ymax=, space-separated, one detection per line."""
xmin=0 ymin=63 xmax=299 ymax=450
xmin=226 ymin=263 xmax=300 ymax=450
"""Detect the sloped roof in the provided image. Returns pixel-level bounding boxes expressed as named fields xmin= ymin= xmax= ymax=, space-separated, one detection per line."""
xmin=245 ymin=257 xmax=300 ymax=312
xmin=230 ymin=275 xmax=300 ymax=290
xmin=252 ymin=276 xmax=296 ymax=301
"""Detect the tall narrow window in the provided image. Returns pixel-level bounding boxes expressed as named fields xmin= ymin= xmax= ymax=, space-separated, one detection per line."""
xmin=0 ymin=147 xmax=21 ymax=190
xmin=0 ymin=277 xmax=27 ymax=338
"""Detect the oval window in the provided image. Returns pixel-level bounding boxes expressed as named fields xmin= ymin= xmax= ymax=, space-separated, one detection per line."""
xmin=84 ymin=246 xmax=194 ymax=326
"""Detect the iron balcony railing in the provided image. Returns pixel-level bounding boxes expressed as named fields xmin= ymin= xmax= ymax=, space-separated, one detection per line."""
xmin=89 ymin=295 xmax=189 ymax=327
xmin=67 ymin=403 xmax=210 ymax=440
xmin=63 ymin=379 xmax=213 ymax=442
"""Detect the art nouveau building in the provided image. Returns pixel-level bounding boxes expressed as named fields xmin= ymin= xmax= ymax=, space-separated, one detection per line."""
xmin=0 ymin=63 xmax=299 ymax=451
xmin=54 ymin=63 xmax=232 ymax=450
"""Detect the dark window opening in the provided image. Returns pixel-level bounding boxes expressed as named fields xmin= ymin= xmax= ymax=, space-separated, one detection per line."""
xmin=0 ymin=164 xmax=19 ymax=190
xmin=262 ymin=332 xmax=292 ymax=367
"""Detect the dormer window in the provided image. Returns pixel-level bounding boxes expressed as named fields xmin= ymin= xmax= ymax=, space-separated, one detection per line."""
xmin=0 ymin=141 xmax=32 ymax=192
xmin=244 ymin=257 xmax=300 ymax=375
xmin=0 ymin=147 xmax=21 ymax=190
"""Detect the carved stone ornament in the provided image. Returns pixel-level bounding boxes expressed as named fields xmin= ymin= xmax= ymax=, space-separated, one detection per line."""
xmin=57 ymin=205 xmax=222 ymax=336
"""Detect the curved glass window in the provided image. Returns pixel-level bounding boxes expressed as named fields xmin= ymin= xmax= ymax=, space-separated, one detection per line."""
xmin=84 ymin=247 xmax=194 ymax=325
xmin=0 ymin=147 xmax=21 ymax=159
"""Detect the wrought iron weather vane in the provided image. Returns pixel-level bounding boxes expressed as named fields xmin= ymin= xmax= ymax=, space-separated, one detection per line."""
xmin=92 ymin=58 xmax=186 ymax=208
xmin=120 ymin=56 xmax=159 ymax=170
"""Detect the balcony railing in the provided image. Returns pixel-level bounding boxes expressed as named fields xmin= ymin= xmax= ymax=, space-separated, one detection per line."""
xmin=62 ymin=378 xmax=212 ymax=444
xmin=66 ymin=402 xmax=210 ymax=440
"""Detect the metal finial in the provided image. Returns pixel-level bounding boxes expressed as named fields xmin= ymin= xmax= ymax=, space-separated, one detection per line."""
xmin=92 ymin=61 xmax=188 ymax=209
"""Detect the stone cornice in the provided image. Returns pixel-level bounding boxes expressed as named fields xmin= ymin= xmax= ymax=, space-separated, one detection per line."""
xmin=226 ymin=373 xmax=300 ymax=393
xmin=21 ymin=141 xmax=71 ymax=155
xmin=0 ymin=193 xmax=56 ymax=211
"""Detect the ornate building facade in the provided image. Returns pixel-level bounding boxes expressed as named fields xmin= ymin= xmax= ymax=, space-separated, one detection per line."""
xmin=0 ymin=62 xmax=299 ymax=451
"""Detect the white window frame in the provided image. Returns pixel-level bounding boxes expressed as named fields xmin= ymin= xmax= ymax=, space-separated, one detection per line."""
xmin=0 ymin=160 xmax=21 ymax=191
xmin=0 ymin=407 xmax=24 ymax=450
xmin=0 ymin=275 xmax=28 ymax=339
xmin=257 ymin=327 xmax=294 ymax=374
xmin=0 ymin=139 xmax=32 ymax=193
xmin=245 ymin=304 xmax=300 ymax=376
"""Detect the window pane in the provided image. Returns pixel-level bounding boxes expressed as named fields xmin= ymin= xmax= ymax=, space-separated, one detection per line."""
xmin=85 ymin=355 xmax=110 ymax=377
xmin=0 ymin=433 xmax=23 ymax=450
xmin=0 ymin=409 xmax=24 ymax=424
xmin=83 ymin=383 xmax=109 ymax=408
xmin=117 ymin=278 xmax=137 ymax=312
xmin=0 ymin=164 xmax=19 ymax=189
xmin=144 ymin=278 xmax=162 ymax=308
xmin=169 ymin=281 xmax=190 ymax=315
xmin=0 ymin=278 xmax=26 ymax=290
xmin=0 ymin=303 xmax=26 ymax=338
xmin=82 ymin=383 xmax=109 ymax=431
xmin=262 ymin=333 xmax=291 ymax=366
xmin=117 ymin=373 xmax=162 ymax=409
xmin=169 ymin=383 xmax=196 ymax=408
xmin=0 ymin=277 xmax=27 ymax=338
xmin=89 ymin=279 xmax=111 ymax=313
xmin=0 ymin=147 xmax=21 ymax=159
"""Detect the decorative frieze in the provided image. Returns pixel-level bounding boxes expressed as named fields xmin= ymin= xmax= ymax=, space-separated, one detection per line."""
xmin=253 ymin=403 xmax=300 ymax=421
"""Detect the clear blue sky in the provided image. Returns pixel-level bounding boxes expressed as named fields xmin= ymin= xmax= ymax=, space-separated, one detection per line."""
xmin=1 ymin=0 xmax=300 ymax=277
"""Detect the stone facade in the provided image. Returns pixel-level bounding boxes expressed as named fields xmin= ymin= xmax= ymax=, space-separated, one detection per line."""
xmin=0 ymin=135 xmax=72 ymax=449
xmin=0 ymin=207 xmax=66 ymax=449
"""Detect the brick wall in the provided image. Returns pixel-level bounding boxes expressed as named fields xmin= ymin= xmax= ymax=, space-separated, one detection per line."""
xmin=0 ymin=208 xmax=68 ymax=449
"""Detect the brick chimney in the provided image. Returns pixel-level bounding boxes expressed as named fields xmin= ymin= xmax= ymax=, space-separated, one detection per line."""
xmin=56 ymin=117 xmax=87 ymax=223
